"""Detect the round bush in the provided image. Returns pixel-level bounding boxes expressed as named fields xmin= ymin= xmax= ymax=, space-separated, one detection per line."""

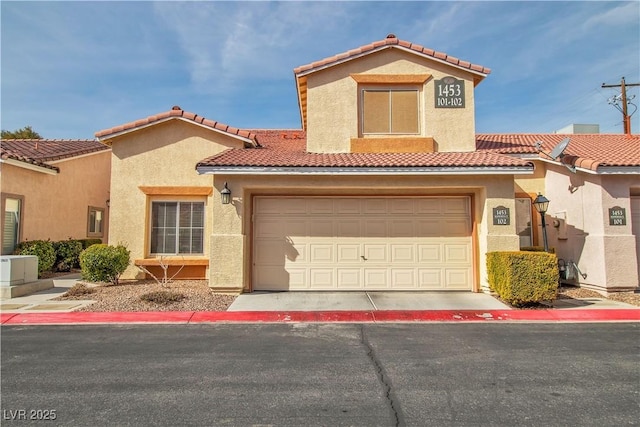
xmin=53 ymin=239 xmax=83 ymax=272
xmin=14 ymin=240 xmax=56 ymax=276
xmin=79 ymin=244 xmax=130 ymax=285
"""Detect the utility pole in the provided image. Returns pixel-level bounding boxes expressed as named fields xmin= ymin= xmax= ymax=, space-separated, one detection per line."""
xmin=602 ymin=77 xmax=639 ymax=135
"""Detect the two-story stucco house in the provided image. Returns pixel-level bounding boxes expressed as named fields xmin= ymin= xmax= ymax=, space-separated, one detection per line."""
xmin=96 ymin=34 xmax=640 ymax=294
xmin=1 ymin=139 xmax=111 ymax=254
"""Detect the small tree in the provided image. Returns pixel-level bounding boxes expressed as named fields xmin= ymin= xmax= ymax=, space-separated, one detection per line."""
xmin=137 ymin=256 xmax=185 ymax=287
xmin=1 ymin=126 xmax=42 ymax=139
xmin=79 ymin=244 xmax=130 ymax=285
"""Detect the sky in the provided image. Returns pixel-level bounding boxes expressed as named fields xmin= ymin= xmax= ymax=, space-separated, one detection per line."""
xmin=1 ymin=1 xmax=639 ymax=140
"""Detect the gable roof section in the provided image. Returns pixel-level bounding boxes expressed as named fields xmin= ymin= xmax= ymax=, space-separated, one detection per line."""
xmin=95 ymin=106 xmax=260 ymax=147
xmin=196 ymin=130 xmax=533 ymax=175
xmin=1 ymin=139 xmax=109 ymax=173
xmin=294 ymin=34 xmax=491 ymax=130
xmin=477 ymin=134 xmax=640 ymax=172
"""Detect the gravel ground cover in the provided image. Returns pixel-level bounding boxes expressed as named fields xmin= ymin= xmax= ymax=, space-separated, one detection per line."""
xmin=54 ymin=280 xmax=237 ymax=312
xmin=53 ymin=279 xmax=640 ymax=311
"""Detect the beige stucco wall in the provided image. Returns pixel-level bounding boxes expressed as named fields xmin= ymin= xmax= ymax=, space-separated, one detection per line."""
xmin=208 ymin=173 xmax=520 ymax=293
xmin=0 ymin=150 xmax=111 ymax=252
xmin=543 ymin=165 xmax=639 ymax=292
xmin=514 ymin=161 xmax=546 ymax=196
xmin=305 ymin=49 xmax=478 ymax=153
xmin=107 ymin=119 xmax=244 ymax=279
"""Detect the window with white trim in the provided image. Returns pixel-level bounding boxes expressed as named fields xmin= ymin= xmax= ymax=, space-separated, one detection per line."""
xmin=362 ymin=88 xmax=419 ymax=134
xmin=87 ymin=206 xmax=104 ymax=238
xmin=151 ymin=201 xmax=204 ymax=255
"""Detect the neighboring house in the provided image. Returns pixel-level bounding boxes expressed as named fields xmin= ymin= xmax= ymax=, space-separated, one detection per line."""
xmin=478 ymin=133 xmax=640 ymax=293
xmin=96 ymin=34 xmax=639 ymax=294
xmin=0 ymin=139 xmax=111 ymax=254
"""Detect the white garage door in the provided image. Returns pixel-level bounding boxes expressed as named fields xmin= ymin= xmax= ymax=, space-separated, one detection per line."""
xmin=253 ymin=197 xmax=473 ymax=291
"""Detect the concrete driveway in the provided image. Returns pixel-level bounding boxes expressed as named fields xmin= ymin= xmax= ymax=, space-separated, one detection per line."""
xmin=227 ymin=291 xmax=511 ymax=311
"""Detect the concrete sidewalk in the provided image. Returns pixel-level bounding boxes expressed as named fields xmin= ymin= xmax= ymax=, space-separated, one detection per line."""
xmin=1 ymin=276 xmax=639 ymax=324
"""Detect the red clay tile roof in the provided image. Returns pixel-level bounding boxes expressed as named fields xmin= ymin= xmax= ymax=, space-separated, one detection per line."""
xmin=477 ymin=134 xmax=640 ymax=170
xmin=1 ymin=139 xmax=109 ymax=172
xmin=95 ymin=106 xmax=259 ymax=146
xmin=196 ymin=130 xmax=533 ymax=171
xmin=294 ymin=34 xmax=491 ymax=76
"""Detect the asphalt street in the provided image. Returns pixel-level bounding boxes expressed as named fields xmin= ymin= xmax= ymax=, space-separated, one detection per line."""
xmin=1 ymin=323 xmax=639 ymax=426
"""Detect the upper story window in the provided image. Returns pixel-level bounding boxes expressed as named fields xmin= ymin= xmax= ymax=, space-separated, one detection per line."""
xmin=362 ymin=88 xmax=419 ymax=135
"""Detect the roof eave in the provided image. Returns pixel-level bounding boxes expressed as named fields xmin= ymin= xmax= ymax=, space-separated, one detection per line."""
xmin=0 ymin=158 xmax=59 ymax=175
xmin=96 ymin=117 xmax=257 ymax=147
xmin=196 ymin=165 xmax=534 ymax=176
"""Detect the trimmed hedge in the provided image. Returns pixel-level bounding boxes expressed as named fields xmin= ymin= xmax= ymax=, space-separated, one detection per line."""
xmin=79 ymin=244 xmax=130 ymax=285
xmin=487 ymin=251 xmax=559 ymax=307
xmin=52 ymin=239 xmax=83 ymax=272
xmin=14 ymin=240 xmax=56 ymax=277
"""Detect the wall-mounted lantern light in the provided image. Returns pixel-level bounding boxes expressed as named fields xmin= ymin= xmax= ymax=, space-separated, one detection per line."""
xmin=533 ymin=193 xmax=550 ymax=252
xmin=220 ymin=182 xmax=231 ymax=205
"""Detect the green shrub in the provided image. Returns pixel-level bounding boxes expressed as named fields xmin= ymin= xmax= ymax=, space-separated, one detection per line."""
xmin=63 ymin=283 xmax=96 ymax=297
xmin=14 ymin=240 xmax=56 ymax=277
xmin=78 ymin=238 xmax=103 ymax=249
xmin=79 ymin=244 xmax=130 ymax=285
xmin=140 ymin=291 xmax=185 ymax=304
xmin=53 ymin=239 xmax=83 ymax=271
xmin=487 ymin=251 xmax=559 ymax=307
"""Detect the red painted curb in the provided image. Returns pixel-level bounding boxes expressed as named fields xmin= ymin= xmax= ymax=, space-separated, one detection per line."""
xmin=1 ymin=309 xmax=638 ymax=325
xmin=2 ymin=311 xmax=194 ymax=325
xmin=1 ymin=313 xmax=18 ymax=324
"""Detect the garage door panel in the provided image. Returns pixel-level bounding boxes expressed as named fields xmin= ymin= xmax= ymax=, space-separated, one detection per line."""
xmin=309 ymin=220 xmax=333 ymax=237
xmin=337 ymin=269 xmax=361 ymax=288
xmin=255 ymin=241 xmax=283 ymax=264
xmin=364 ymin=220 xmax=387 ymax=237
xmin=363 ymin=199 xmax=388 ymax=214
xmin=310 ymin=269 xmax=334 ymax=288
xmin=254 ymin=267 xmax=290 ymax=291
xmin=391 ymin=199 xmax=415 ymax=214
xmin=337 ymin=244 xmax=360 ymax=262
xmin=337 ymin=220 xmax=361 ymax=237
xmin=416 ymin=219 xmax=440 ymax=237
xmin=253 ymin=197 xmax=473 ymax=291
xmin=390 ymin=220 xmax=414 ymax=237
xmin=308 ymin=198 xmax=334 ymax=214
xmin=445 ymin=269 xmax=471 ymax=289
xmin=419 ymin=269 xmax=444 ymax=288
xmin=443 ymin=198 xmax=470 ymax=215
xmin=444 ymin=244 xmax=471 ymax=263
xmin=416 ymin=198 xmax=441 ymax=214
xmin=391 ymin=269 xmax=416 ymax=288
xmin=336 ymin=199 xmax=361 ymax=214
xmin=442 ymin=218 xmax=471 ymax=236
xmin=391 ymin=245 xmax=415 ymax=262
xmin=364 ymin=244 xmax=387 ymax=262
xmin=288 ymin=269 xmax=308 ymax=288
xmin=310 ymin=244 xmax=334 ymax=263
xmin=418 ymin=244 xmax=442 ymax=262
xmin=255 ymin=219 xmax=282 ymax=238
xmin=364 ymin=269 xmax=389 ymax=288
xmin=286 ymin=220 xmax=307 ymax=237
